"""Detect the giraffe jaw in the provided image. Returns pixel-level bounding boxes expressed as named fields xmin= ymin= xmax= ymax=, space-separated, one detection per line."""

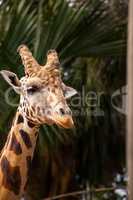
xmin=51 ymin=115 xmax=74 ymax=129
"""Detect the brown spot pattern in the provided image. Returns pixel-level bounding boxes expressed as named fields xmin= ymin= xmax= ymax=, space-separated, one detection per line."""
xmin=31 ymin=106 xmax=35 ymax=112
xmin=19 ymin=129 xmax=32 ymax=148
xmin=26 ymin=109 xmax=29 ymax=117
xmin=17 ymin=114 xmax=24 ymax=124
xmin=1 ymin=156 xmax=21 ymax=195
xmin=27 ymin=121 xmax=35 ymax=128
xmin=10 ymin=133 xmax=22 ymax=155
xmin=35 ymin=132 xmax=38 ymax=137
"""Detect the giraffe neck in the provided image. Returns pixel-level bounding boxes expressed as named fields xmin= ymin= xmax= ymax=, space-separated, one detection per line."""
xmin=0 ymin=111 xmax=39 ymax=200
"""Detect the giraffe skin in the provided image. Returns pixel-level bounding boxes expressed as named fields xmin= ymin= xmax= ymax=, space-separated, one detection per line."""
xmin=0 ymin=45 xmax=77 ymax=200
xmin=0 ymin=111 xmax=39 ymax=200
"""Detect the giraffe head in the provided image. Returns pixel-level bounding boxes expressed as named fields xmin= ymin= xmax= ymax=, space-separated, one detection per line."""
xmin=0 ymin=45 xmax=77 ymax=128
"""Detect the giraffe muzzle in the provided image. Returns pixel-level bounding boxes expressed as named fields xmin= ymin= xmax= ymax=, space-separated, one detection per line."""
xmin=52 ymin=115 xmax=74 ymax=129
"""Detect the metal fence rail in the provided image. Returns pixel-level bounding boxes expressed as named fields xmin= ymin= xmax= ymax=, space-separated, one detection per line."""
xmin=43 ymin=187 xmax=116 ymax=200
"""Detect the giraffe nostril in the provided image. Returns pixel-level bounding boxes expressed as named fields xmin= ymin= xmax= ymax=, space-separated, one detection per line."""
xmin=66 ymin=110 xmax=72 ymax=115
xmin=59 ymin=108 xmax=65 ymax=115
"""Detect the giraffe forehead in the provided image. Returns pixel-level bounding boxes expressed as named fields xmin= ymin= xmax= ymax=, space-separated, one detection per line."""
xmin=20 ymin=75 xmax=62 ymax=89
xmin=20 ymin=77 xmax=42 ymax=87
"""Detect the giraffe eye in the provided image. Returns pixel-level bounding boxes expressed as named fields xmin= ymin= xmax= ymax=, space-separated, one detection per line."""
xmin=27 ymin=86 xmax=39 ymax=94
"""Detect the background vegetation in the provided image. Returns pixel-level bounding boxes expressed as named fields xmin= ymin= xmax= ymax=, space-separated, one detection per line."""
xmin=0 ymin=0 xmax=127 ymax=199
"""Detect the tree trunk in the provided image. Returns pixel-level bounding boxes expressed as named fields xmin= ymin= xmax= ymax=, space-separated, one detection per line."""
xmin=127 ymin=0 xmax=133 ymax=199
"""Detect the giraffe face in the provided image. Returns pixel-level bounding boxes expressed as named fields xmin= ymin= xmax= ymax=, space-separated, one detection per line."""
xmin=0 ymin=45 xmax=77 ymax=128
xmin=0 ymin=70 xmax=77 ymax=128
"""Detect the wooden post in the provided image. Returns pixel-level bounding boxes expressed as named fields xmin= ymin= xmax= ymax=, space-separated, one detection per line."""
xmin=127 ymin=0 xmax=133 ymax=199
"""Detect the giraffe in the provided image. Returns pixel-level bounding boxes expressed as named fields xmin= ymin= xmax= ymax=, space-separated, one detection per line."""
xmin=0 ymin=45 xmax=77 ymax=200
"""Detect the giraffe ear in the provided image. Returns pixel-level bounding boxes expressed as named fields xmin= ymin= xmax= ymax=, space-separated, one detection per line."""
xmin=0 ymin=70 xmax=21 ymax=94
xmin=62 ymin=83 xmax=77 ymax=99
